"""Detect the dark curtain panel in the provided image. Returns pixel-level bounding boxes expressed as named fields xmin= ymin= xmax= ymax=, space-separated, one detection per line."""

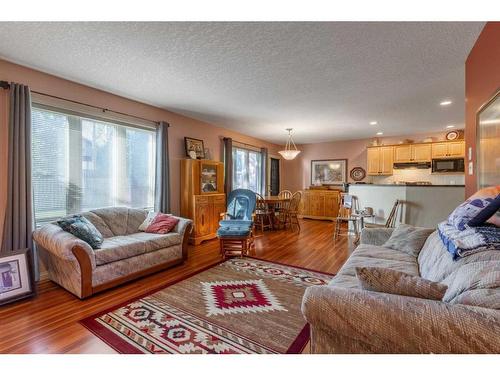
xmin=154 ymin=121 xmax=170 ymax=213
xmin=223 ymin=137 xmax=233 ymax=194
xmin=1 ymin=83 xmax=37 ymax=278
xmin=260 ymin=147 xmax=268 ymax=196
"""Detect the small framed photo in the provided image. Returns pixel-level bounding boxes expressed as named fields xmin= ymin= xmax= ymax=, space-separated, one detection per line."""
xmin=311 ymin=159 xmax=348 ymax=185
xmin=184 ymin=137 xmax=205 ymax=159
xmin=0 ymin=249 xmax=35 ymax=306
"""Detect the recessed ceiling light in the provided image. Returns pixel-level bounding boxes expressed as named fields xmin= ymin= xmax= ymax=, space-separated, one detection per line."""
xmin=376 ymin=131 xmax=383 ymax=135
xmin=440 ymin=100 xmax=452 ymax=106
xmin=369 ymin=121 xmax=378 ymax=125
xmin=446 ymin=125 xmax=455 ymax=129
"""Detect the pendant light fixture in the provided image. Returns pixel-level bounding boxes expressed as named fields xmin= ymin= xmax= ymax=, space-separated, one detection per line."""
xmin=278 ymin=128 xmax=301 ymax=160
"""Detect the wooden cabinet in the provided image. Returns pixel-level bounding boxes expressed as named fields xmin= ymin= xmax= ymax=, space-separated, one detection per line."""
xmin=299 ymin=190 xmax=340 ymax=221
xmin=432 ymin=141 xmax=465 ymax=159
xmin=181 ymin=159 xmax=225 ymax=245
xmin=367 ymin=146 xmax=394 ymax=175
xmin=394 ymin=144 xmax=431 ymax=162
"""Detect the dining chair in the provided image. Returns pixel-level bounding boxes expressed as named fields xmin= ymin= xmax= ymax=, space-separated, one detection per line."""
xmin=364 ymin=199 xmax=402 ymax=228
xmin=254 ymin=193 xmax=273 ymax=232
xmin=333 ymin=193 xmax=360 ymax=242
xmin=282 ymin=191 xmax=302 ymax=232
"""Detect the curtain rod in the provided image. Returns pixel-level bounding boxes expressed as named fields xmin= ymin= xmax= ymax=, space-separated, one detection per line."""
xmin=0 ymin=80 xmax=169 ymax=127
xmin=226 ymin=137 xmax=265 ymax=151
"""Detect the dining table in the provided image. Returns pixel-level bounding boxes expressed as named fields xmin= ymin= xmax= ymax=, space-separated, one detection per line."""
xmin=257 ymin=196 xmax=291 ymax=230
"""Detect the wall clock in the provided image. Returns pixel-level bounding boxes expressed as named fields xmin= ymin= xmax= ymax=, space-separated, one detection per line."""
xmin=350 ymin=167 xmax=366 ymax=181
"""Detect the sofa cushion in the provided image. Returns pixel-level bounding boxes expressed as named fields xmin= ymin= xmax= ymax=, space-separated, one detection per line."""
xmin=81 ymin=212 xmax=114 ymax=238
xmin=356 ymin=267 xmax=448 ymax=301
xmin=138 ymin=211 xmax=158 ymax=232
xmin=336 ymin=245 xmax=419 ymax=278
xmin=127 ymin=232 xmax=182 ymax=252
xmin=382 ymin=224 xmax=434 ymax=257
xmin=89 ymin=207 xmax=147 ymax=236
xmin=94 ymin=236 xmax=146 ymax=265
xmin=418 ymin=231 xmax=500 ymax=282
xmin=328 ymin=273 xmax=360 ymax=289
xmin=442 ymin=261 xmax=500 ymax=309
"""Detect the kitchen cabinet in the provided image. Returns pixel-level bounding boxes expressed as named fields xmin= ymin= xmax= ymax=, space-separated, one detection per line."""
xmin=367 ymin=146 xmax=394 ymax=175
xmin=394 ymin=144 xmax=431 ymax=162
xmin=431 ymin=141 xmax=465 ymax=158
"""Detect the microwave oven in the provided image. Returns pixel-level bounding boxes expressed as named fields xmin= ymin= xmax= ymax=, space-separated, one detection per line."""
xmin=431 ymin=158 xmax=465 ymax=173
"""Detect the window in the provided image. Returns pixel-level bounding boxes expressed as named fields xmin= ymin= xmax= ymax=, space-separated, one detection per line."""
xmin=232 ymin=147 xmax=262 ymax=194
xmin=31 ymin=105 xmax=156 ymax=225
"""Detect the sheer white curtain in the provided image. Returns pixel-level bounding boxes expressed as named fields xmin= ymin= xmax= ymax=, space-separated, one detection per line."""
xmin=232 ymin=146 xmax=263 ymax=195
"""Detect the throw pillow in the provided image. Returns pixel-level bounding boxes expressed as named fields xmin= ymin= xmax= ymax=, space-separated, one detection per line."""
xmin=382 ymin=224 xmax=434 ymax=257
xmin=57 ymin=215 xmax=104 ymax=249
xmin=356 ymin=266 xmax=448 ymax=301
xmin=145 ymin=213 xmax=179 ymax=234
xmin=447 ymin=186 xmax=500 ymax=230
xmin=138 ymin=211 xmax=158 ymax=232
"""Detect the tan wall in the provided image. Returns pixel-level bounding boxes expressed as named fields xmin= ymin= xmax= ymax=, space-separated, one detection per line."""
xmin=0 ymin=58 xmax=284 ymax=242
xmin=282 ymin=131 xmax=450 ymax=192
xmin=465 ymin=22 xmax=500 ymax=198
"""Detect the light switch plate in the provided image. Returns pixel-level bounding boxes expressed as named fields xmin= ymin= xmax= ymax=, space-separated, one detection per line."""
xmin=468 ymin=147 xmax=473 ymax=160
xmin=468 ymin=161 xmax=473 ymax=175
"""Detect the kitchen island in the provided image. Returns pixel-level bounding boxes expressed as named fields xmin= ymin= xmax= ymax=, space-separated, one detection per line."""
xmin=349 ymin=184 xmax=465 ymax=228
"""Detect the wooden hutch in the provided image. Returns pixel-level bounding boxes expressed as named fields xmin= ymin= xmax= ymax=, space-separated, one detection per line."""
xmin=181 ymin=159 xmax=225 ymax=245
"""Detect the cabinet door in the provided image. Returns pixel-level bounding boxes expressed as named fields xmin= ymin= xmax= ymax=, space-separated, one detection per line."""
xmin=432 ymin=142 xmax=449 ymax=158
xmin=194 ymin=200 xmax=211 ymax=236
xmin=448 ymin=142 xmax=465 ymax=157
xmin=367 ymin=148 xmax=381 ymax=175
xmin=299 ymin=192 xmax=310 ymax=215
xmin=211 ymin=196 xmax=226 ymax=233
xmin=309 ymin=193 xmax=325 ymax=216
xmin=324 ymin=193 xmax=339 ymax=218
xmin=412 ymin=144 xmax=432 ymax=162
xmin=379 ymin=147 xmax=394 ymax=175
xmin=394 ymin=145 xmax=411 ymax=162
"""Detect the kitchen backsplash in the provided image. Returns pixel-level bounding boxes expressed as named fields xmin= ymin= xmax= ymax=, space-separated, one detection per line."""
xmin=370 ymin=169 xmax=465 ymax=185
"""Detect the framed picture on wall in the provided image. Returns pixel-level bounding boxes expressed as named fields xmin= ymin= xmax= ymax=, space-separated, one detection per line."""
xmin=476 ymin=89 xmax=500 ymax=189
xmin=184 ymin=137 xmax=205 ymax=159
xmin=311 ymin=159 xmax=347 ymax=185
xmin=0 ymin=249 xmax=35 ymax=306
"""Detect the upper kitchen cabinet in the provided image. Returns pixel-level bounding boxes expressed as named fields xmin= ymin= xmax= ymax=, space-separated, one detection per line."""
xmin=394 ymin=143 xmax=431 ymax=162
xmin=431 ymin=141 xmax=465 ymax=158
xmin=367 ymin=146 xmax=394 ymax=175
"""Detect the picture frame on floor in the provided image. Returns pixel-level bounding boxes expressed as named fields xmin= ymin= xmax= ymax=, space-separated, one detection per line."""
xmin=0 ymin=249 xmax=36 ymax=306
xmin=311 ymin=159 xmax=347 ymax=185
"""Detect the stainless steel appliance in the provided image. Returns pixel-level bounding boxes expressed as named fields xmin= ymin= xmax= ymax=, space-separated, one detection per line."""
xmin=432 ymin=158 xmax=465 ymax=173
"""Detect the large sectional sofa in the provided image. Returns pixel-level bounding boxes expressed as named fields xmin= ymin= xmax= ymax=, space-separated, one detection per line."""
xmin=302 ymin=227 xmax=500 ymax=353
xmin=33 ymin=207 xmax=192 ymax=299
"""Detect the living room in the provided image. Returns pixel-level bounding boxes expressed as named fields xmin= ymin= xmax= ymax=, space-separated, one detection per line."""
xmin=1 ymin=1 xmax=499 ymax=373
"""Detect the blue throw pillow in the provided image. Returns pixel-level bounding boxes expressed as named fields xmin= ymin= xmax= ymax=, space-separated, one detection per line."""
xmin=57 ymin=215 xmax=104 ymax=249
xmin=446 ymin=188 xmax=500 ymax=230
xmin=468 ymin=194 xmax=500 ymax=227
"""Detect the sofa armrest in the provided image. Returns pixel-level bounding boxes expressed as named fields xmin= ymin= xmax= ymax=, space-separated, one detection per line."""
xmin=33 ymin=223 xmax=96 ymax=269
xmin=359 ymin=227 xmax=394 ymax=246
xmin=171 ymin=216 xmax=193 ymax=237
xmin=302 ymin=285 xmax=500 ymax=353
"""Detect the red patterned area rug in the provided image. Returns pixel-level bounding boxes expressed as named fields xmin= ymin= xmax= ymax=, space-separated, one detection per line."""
xmin=80 ymin=257 xmax=333 ymax=354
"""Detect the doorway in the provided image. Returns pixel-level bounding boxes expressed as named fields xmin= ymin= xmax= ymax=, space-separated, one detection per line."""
xmin=269 ymin=157 xmax=280 ymax=196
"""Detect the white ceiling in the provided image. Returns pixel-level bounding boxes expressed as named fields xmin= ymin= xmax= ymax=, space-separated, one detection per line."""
xmin=0 ymin=22 xmax=484 ymax=144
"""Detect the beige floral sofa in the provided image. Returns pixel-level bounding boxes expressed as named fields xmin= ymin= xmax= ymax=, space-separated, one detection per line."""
xmin=302 ymin=227 xmax=500 ymax=353
xmin=33 ymin=207 xmax=192 ymax=299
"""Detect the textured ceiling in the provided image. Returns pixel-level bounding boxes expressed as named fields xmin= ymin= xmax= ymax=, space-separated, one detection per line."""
xmin=0 ymin=22 xmax=484 ymax=144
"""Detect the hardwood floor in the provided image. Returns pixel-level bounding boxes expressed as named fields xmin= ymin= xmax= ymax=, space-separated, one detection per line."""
xmin=0 ymin=219 xmax=353 ymax=354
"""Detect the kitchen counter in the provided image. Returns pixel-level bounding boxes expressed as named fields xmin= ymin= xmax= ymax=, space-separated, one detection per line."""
xmin=349 ymin=184 xmax=464 ymax=227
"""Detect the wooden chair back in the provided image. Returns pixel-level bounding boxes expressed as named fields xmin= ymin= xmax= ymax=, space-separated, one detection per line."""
xmin=288 ymin=191 xmax=302 ymax=213
xmin=385 ymin=199 xmax=402 ymax=228
xmin=337 ymin=193 xmax=358 ymax=219
xmin=278 ymin=190 xmax=293 ymax=199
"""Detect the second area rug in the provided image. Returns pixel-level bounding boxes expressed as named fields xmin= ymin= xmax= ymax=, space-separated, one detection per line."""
xmin=80 ymin=257 xmax=332 ymax=354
